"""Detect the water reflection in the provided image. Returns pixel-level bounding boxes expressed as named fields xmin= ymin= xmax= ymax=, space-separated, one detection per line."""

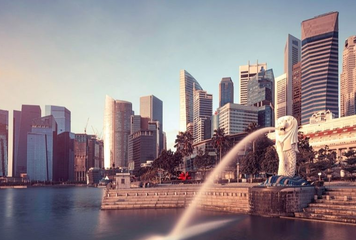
xmin=0 ymin=187 xmax=355 ymax=240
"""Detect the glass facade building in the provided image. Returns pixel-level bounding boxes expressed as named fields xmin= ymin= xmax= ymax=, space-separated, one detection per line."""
xmin=292 ymin=62 xmax=302 ymax=125
xmin=103 ymin=95 xmax=132 ymax=169
xmin=247 ymin=68 xmax=274 ymax=127
xmin=340 ymin=36 xmax=356 ymax=117
xmin=219 ymin=77 xmax=234 ymax=107
xmin=180 ymin=70 xmax=203 ymax=131
xmin=239 ymin=61 xmax=267 ymax=105
xmin=45 ymin=105 xmax=71 ymax=134
xmin=27 ymin=115 xmax=57 ymax=181
xmin=301 ymin=12 xmax=339 ymax=125
xmin=0 ymin=109 xmax=8 ymax=177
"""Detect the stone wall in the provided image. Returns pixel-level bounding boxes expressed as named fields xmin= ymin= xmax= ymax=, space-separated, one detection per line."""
xmin=249 ymin=186 xmax=315 ymax=217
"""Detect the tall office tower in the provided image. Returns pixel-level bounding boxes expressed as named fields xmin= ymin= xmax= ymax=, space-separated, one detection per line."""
xmin=13 ymin=105 xmax=41 ymax=177
xmin=180 ymin=70 xmax=203 ymax=131
xmin=218 ymin=103 xmax=258 ymax=135
xmin=301 ymin=12 xmax=339 ymax=125
xmin=219 ymin=77 xmax=234 ymax=107
xmin=27 ymin=115 xmax=57 ymax=181
xmin=45 ymin=105 xmax=71 ymax=134
xmin=128 ymin=122 xmax=158 ymax=174
xmin=292 ymin=62 xmax=302 ymax=125
xmin=74 ymin=134 xmax=90 ymax=181
xmin=103 ymin=95 xmax=132 ymax=169
xmin=239 ymin=61 xmax=267 ymax=105
xmin=247 ymin=68 xmax=274 ymax=127
xmin=193 ymin=90 xmax=213 ymax=144
xmin=0 ymin=110 xmax=8 ymax=177
xmin=140 ymin=95 xmax=163 ymax=154
xmin=341 ymin=36 xmax=356 ymax=117
xmin=275 ymin=73 xmax=287 ymax=119
xmin=55 ymin=132 xmax=74 ymax=182
xmin=284 ymin=34 xmax=301 ymax=115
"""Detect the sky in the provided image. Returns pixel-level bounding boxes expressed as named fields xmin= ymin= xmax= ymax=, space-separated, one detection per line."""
xmin=1 ymin=0 xmax=356 ymax=152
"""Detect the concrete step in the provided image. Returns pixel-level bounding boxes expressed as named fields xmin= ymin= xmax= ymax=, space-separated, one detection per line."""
xmin=315 ymin=199 xmax=356 ymax=205
xmin=304 ymin=207 xmax=356 ymax=216
xmin=309 ymin=203 xmax=356 ymax=210
xmin=322 ymin=195 xmax=355 ymax=201
xmin=295 ymin=212 xmax=356 ymax=224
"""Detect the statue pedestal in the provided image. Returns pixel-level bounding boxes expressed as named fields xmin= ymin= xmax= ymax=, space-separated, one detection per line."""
xmin=250 ymin=185 xmax=315 ymax=217
xmin=260 ymin=175 xmax=309 ymax=187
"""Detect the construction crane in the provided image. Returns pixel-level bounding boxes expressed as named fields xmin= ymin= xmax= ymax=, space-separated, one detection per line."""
xmin=84 ymin=117 xmax=89 ymax=134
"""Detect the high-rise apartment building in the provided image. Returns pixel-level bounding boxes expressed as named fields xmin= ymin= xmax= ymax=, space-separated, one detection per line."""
xmin=193 ymin=90 xmax=213 ymax=144
xmin=219 ymin=77 xmax=234 ymax=107
xmin=0 ymin=110 xmax=8 ymax=177
xmin=27 ymin=115 xmax=57 ymax=181
xmin=239 ymin=61 xmax=267 ymax=105
xmin=180 ymin=70 xmax=203 ymax=131
xmin=45 ymin=105 xmax=71 ymax=134
xmin=301 ymin=12 xmax=339 ymax=125
xmin=341 ymin=36 xmax=356 ymax=117
xmin=284 ymin=34 xmax=301 ymax=116
xmin=247 ymin=68 xmax=274 ymax=127
xmin=103 ymin=96 xmax=132 ymax=169
xmin=218 ymin=103 xmax=258 ymax=135
xmin=292 ymin=62 xmax=302 ymax=125
xmin=13 ymin=105 xmax=41 ymax=177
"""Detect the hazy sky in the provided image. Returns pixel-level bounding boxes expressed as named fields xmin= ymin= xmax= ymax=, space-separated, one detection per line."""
xmin=1 ymin=0 xmax=356 ymax=150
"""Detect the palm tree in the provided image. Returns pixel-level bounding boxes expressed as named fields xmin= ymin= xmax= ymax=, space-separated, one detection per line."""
xmin=174 ymin=131 xmax=194 ymax=171
xmin=212 ymin=127 xmax=230 ymax=164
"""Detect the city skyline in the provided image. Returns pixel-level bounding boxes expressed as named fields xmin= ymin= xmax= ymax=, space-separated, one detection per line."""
xmin=1 ymin=1 xmax=356 ymax=153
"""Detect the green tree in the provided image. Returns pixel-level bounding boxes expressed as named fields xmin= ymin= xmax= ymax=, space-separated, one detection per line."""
xmin=260 ymin=145 xmax=279 ymax=174
xmin=212 ymin=127 xmax=231 ymax=163
xmin=194 ymin=148 xmax=216 ymax=180
xmin=152 ymin=150 xmax=182 ymax=179
xmin=342 ymin=149 xmax=356 ymax=177
xmin=296 ymin=132 xmax=315 ymax=177
xmin=174 ymin=131 xmax=194 ymax=171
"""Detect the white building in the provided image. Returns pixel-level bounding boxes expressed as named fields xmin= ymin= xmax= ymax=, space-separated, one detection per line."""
xmin=218 ymin=103 xmax=258 ymax=135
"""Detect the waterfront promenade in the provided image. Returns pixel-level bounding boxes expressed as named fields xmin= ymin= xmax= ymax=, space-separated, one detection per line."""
xmin=102 ymin=181 xmax=356 ymax=225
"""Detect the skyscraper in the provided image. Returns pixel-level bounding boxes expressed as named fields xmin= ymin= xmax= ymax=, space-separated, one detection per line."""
xmin=27 ymin=115 xmax=57 ymax=181
xmin=180 ymin=70 xmax=203 ymax=131
xmin=0 ymin=110 xmax=8 ymax=177
xmin=13 ymin=105 xmax=41 ymax=177
xmin=218 ymin=103 xmax=258 ymax=135
xmin=140 ymin=95 xmax=163 ymax=153
xmin=292 ymin=62 xmax=302 ymax=125
xmin=239 ymin=61 xmax=267 ymax=105
xmin=193 ymin=90 xmax=212 ymax=144
xmin=45 ymin=105 xmax=71 ymax=134
xmin=283 ymin=34 xmax=301 ymax=116
xmin=219 ymin=77 xmax=234 ymax=107
xmin=247 ymin=68 xmax=274 ymax=127
xmin=341 ymin=36 xmax=356 ymax=117
xmin=301 ymin=12 xmax=339 ymax=125
xmin=103 ymin=95 xmax=132 ymax=169
xmin=275 ymin=73 xmax=287 ymax=119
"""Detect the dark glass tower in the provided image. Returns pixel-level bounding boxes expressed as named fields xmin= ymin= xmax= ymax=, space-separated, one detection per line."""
xmin=0 ymin=109 xmax=8 ymax=177
xmin=301 ymin=12 xmax=339 ymax=125
xmin=219 ymin=77 xmax=234 ymax=107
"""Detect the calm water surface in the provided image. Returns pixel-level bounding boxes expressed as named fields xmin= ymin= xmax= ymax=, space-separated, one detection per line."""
xmin=0 ymin=186 xmax=354 ymax=240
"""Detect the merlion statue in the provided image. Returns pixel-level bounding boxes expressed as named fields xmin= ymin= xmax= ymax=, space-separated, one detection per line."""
xmin=275 ymin=115 xmax=298 ymax=177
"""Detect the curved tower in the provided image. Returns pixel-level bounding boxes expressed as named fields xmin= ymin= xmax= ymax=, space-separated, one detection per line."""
xmin=179 ymin=70 xmax=203 ymax=131
xmin=103 ymin=95 xmax=132 ymax=169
